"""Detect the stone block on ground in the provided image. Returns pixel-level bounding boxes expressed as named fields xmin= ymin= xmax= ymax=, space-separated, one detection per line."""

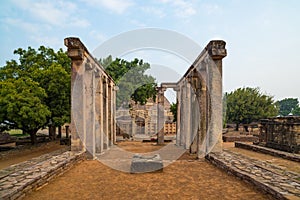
xmin=130 ymin=154 xmax=163 ymax=173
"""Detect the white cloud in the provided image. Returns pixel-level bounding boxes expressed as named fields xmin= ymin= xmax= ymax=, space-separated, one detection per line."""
xmin=2 ymin=17 xmax=39 ymax=33
xmin=30 ymin=35 xmax=62 ymax=49
xmin=157 ymin=0 xmax=196 ymax=18
xmin=202 ymin=3 xmax=222 ymax=15
xmin=11 ymin=0 xmax=90 ymax=28
xmin=81 ymin=0 xmax=134 ymax=14
xmin=89 ymin=30 xmax=106 ymax=43
xmin=141 ymin=6 xmax=166 ymax=18
xmin=129 ymin=19 xmax=146 ymax=27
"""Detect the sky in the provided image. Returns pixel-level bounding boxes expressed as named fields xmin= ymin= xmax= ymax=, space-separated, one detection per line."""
xmin=0 ymin=0 xmax=300 ymax=102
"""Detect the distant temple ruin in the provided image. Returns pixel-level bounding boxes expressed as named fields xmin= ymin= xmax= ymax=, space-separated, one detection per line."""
xmin=260 ymin=116 xmax=300 ymax=153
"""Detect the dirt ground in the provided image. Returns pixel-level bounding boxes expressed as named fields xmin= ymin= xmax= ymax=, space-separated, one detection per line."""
xmin=0 ymin=141 xmax=67 ymax=170
xmin=23 ymin=141 xmax=272 ymax=200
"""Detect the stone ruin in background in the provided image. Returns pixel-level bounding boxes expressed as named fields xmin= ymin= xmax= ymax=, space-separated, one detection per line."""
xmin=260 ymin=116 xmax=300 ymax=153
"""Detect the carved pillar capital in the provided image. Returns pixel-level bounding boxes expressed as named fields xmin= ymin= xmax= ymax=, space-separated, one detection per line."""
xmin=206 ymin=40 xmax=227 ymax=60
xmin=64 ymin=37 xmax=86 ymax=61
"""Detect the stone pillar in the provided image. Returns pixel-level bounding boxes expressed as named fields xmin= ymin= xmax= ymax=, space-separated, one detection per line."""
xmin=206 ymin=40 xmax=227 ymax=153
xmin=180 ymin=83 xmax=185 ymax=146
xmin=103 ymin=77 xmax=109 ymax=149
xmin=108 ymin=82 xmax=114 ymax=146
xmin=198 ymin=82 xmax=207 ymax=158
xmin=92 ymin=67 xmax=96 ymax=157
xmin=144 ymin=113 xmax=149 ymax=135
xmin=112 ymin=86 xmax=118 ymax=144
xmin=64 ymin=38 xmax=85 ymax=152
xmin=184 ymin=81 xmax=191 ymax=149
xmin=95 ymin=72 xmax=102 ymax=153
xmin=157 ymin=87 xmax=166 ymax=145
xmin=174 ymin=86 xmax=181 ymax=146
xmin=99 ymin=76 xmax=104 ymax=153
xmin=84 ymin=61 xmax=94 ymax=158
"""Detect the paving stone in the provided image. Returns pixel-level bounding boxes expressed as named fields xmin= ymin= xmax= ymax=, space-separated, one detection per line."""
xmin=206 ymin=150 xmax=300 ymax=200
xmin=0 ymin=150 xmax=85 ymax=200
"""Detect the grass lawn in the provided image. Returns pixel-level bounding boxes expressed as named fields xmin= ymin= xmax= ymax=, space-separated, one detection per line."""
xmin=7 ymin=129 xmax=29 ymax=137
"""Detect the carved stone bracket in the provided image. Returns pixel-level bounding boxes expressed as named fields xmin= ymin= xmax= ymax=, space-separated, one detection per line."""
xmin=206 ymin=40 xmax=227 ymax=60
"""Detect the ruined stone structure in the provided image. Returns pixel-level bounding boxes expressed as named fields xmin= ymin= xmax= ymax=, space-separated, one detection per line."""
xmin=65 ymin=37 xmax=226 ymax=159
xmin=260 ymin=116 xmax=300 ymax=153
xmin=158 ymin=40 xmax=227 ymax=158
xmin=116 ymin=97 xmax=175 ymax=137
xmin=64 ymin=37 xmax=117 ymax=157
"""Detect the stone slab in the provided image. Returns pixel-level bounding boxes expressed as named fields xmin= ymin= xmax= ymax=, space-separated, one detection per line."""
xmin=130 ymin=154 xmax=163 ymax=173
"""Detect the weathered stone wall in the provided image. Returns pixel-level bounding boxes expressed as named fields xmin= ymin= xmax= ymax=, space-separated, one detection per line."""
xmin=260 ymin=116 xmax=300 ymax=153
xmin=64 ymin=37 xmax=117 ymax=158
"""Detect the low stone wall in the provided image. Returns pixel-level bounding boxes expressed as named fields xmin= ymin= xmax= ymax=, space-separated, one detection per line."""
xmin=0 ymin=151 xmax=85 ymax=200
xmin=222 ymin=135 xmax=258 ymax=142
xmin=206 ymin=151 xmax=300 ymax=200
xmin=235 ymin=142 xmax=300 ymax=162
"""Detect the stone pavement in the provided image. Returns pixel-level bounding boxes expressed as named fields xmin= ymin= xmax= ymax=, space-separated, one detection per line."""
xmin=206 ymin=150 xmax=300 ymax=200
xmin=235 ymin=142 xmax=300 ymax=162
xmin=0 ymin=149 xmax=84 ymax=200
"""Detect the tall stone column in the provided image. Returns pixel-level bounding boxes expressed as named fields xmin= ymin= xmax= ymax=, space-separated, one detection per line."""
xmin=206 ymin=40 xmax=227 ymax=153
xmin=180 ymin=83 xmax=185 ymax=146
xmin=95 ymin=72 xmax=102 ymax=153
xmin=92 ymin=67 xmax=96 ymax=157
xmin=84 ymin=61 xmax=94 ymax=158
xmin=65 ymin=38 xmax=85 ymax=152
xmin=198 ymin=81 xmax=207 ymax=158
xmin=108 ymin=82 xmax=114 ymax=146
xmin=103 ymin=77 xmax=109 ymax=149
xmin=157 ymin=87 xmax=166 ymax=145
xmin=112 ymin=86 xmax=118 ymax=144
xmin=174 ymin=86 xmax=181 ymax=146
xmin=184 ymin=81 xmax=191 ymax=149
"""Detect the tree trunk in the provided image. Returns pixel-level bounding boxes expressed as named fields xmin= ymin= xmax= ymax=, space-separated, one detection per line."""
xmin=235 ymin=123 xmax=239 ymax=131
xmin=58 ymin=126 xmax=62 ymax=138
xmin=49 ymin=125 xmax=56 ymax=140
xmin=30 ymin=131 xmax=37 ymax=145
xmin=244 ymin=125 xmax=249 ymax=132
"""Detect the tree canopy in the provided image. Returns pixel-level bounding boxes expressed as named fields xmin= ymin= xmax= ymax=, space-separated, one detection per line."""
xmin=169 ymin=102 xmax=177 ymax=122
xmin=276 ymin=98 xmax=300 ymax=116
xmin=0 ymin=46 xmax=71 ymax=144
xmin=99 ymin=56 xmax=157 ymax=107
xmin=225 ymin=87 xmax=278 ymax=130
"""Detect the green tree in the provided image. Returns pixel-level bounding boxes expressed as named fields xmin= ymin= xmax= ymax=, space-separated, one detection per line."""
xmin=276 ymin=98 xmax=299 ymax=116
xmin=0 ymin=46 xmax=71 ymax=143
xmin=170 ymin=102 xmax=177 ymax=122
xmin=0 ymin=78 xmax=50 ymax=144
xmin=225 ymin=87 xmax=278 ymax=131
xmin=292 ymin=106 xmax=300 ymax=116
xmin=99 ymin=56 xmax=157 ymax=106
